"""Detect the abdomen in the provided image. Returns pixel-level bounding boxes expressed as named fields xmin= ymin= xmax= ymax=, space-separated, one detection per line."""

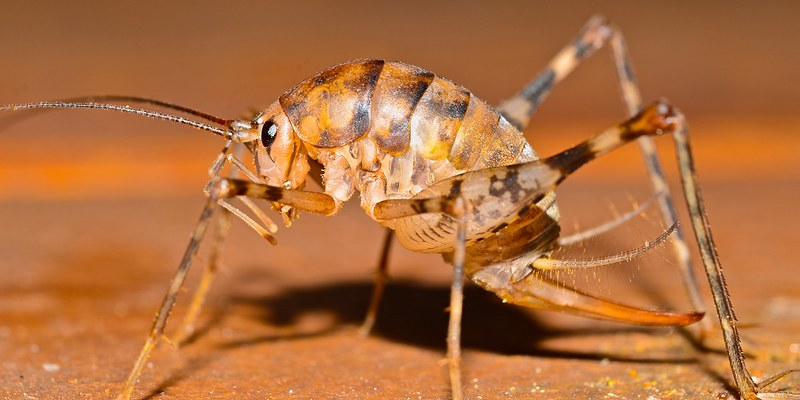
xmin=279 ymin=59 xmax=537 ymax=185
xmin=279 ymin=59 xmax=553 ymax=253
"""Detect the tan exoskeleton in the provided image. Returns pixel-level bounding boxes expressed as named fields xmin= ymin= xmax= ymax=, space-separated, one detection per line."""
xmin=2 ymin=16 xmax=797 ymax=400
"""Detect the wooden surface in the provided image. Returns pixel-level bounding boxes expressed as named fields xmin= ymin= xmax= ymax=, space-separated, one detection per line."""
xmin=1 ymin=2 xmax=799 ymax=399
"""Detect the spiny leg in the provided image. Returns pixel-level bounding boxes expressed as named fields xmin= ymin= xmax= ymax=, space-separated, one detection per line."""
xmin=357 ymin=229 xmax=394 ymax=337
xmin=497 ymin=15 xmax=708 ymax=335
xmin=670 ymin=115 xmax=799 ymax=399
xmin=117 ymin=189 xmax=220 ymax=400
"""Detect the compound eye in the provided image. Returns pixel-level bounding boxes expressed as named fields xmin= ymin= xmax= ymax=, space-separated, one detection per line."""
xmin=260 ymin=120 xmax=278 ymax=148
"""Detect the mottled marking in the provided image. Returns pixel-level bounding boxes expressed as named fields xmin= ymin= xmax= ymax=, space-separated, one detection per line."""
xmin=619 ymin=123 xmax=648 ymax=142
xmin=543 ymin=141 xmax=596 ymax=177
xmin=448 ymin=95 xmax=498 ymax=169
xmin=280 ymin=59 xmax=385 ymax=148
xmin=411 ymin=201 xmax=427 ymax=214
xmin=574 ymin=38 xmax=592 ymax=59
xmin=449 ymin=179 xmax=463 ymax=197
xmin=516 ymin=69 xmax=556 ymax=125
xmin=410 ymin=152 xmax=431 ymax=189
xmin=409 ymin=77 xmax=470 ymax=160
xmin=369 ymin=62 xmax=435 ymax=154
xmin=403 ymin=72 xmax=435 ymax=103
xmin=444 ymin=97 xmax=469 ymax=119
xmin=439 ymin=198 xmax=450 ymax=213
xmin=389 ymin=154 xmax=400 ymax=176
xmin=618 ymin=103 xmax=675 ymax=142
xmin=488 ymin=168 xmax=524 ymax=203
xmin=285 ymin=100 xmax=303 ymax=118
xmin=352 ymin=98 xmax=372 ymax=133
xmin=265 ymin=185 xmax=285 ymax=201
xmin=475 ymin=116 xmax=526 ymax=169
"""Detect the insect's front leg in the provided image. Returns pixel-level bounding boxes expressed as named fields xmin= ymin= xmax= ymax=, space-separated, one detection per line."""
xmin=117 ymin=163 xmax=340 ymax=400
xmin=217 ymin=178 xmax=339 ymax=216
xmin=117 ymin=189 xmax=221 ymax=400
xmin=167 ymin=142 xmax=265 ymax=347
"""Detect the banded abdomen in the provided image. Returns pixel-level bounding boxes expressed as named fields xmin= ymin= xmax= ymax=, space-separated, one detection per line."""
xmin=278 ymin=59 xmax=557 ymax=253
xmin=280 ymin=59 xmax=536 ymax=192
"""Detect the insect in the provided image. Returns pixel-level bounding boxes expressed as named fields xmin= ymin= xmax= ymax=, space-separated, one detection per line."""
xmin=2 ymin=15 xmax=797 ymax=400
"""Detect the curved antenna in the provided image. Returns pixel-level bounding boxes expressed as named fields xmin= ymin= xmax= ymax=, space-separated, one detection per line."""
xmin=0 ymin=101 xmax=231 ymax=138
xmin=59 ymin=95 xmax=231 ymax=126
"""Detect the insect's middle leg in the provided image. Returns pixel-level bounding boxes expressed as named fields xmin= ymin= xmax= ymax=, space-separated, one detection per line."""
xmin=497 ymin=15 xmax=708 ymax=336
xmin=357 ymin=229 xmax=393 ymax=337
xmin=373 ymin=196 xmax=469 ymax=400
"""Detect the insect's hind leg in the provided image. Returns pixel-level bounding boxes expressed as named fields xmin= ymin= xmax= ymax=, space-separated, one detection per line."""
xmin=497 ymin=15 xmax=709 ymax=337
xmin=670 ymin=114 xmax=799 ymax=400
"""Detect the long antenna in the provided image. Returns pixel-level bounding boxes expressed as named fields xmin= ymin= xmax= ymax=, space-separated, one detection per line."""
xmin=0 ymin=101 xmax=231 ymax=138
xmin=60 ymin=95 xmax=231 ymax=126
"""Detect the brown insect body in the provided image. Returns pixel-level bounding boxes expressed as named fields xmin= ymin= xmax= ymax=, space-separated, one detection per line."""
xmin=264 ymin=60 xmax=551 ymax=229
xmin=252 ymin=59 xmax=687 ymax=326
xmin=258 ymin=61 xmax=552 ymax=253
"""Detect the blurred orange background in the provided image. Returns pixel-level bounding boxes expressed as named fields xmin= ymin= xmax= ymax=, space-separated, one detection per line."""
xmin=0 ymin=1 xmax=798 ymax=199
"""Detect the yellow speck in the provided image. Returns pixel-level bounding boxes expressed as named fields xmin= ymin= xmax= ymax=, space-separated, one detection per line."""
xmin=599 ymin=376 xmax=616 ymax=387
xmin=628 ymin=369 xmax=638 ymax=378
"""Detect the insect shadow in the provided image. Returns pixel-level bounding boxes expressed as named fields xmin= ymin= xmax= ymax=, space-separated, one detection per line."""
xmin=216 ymin=278 xmax=699 ymax=365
